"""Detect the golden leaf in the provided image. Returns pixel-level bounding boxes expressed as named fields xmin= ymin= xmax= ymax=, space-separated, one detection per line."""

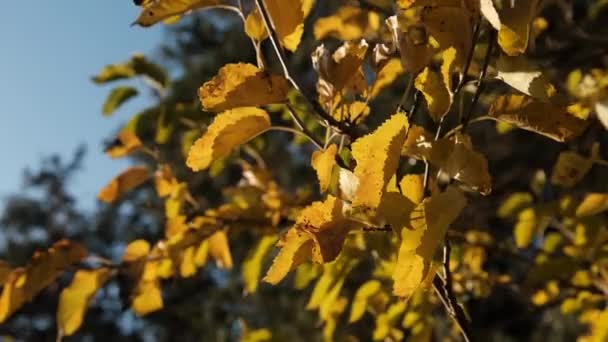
xmin=242 ymin=235 xmax=277 ymax=294
xmin=199 ymin=63 xmax=288 ymax=112
xmin=105 ymin=131 xmax=143 ymax=159
xmin=351 ymin=114 xmax=409 ymax=214
xmin=208 ymin=231 xmax=233 ymax=269
xmin=0 ymin=240 xmax=88 ymax=322
xmin=263 ymin=229 xmax=314 ymax=285
xmin=496 ymin=54 xmax=557 ymax=102
xmin=370 ymin=58 xmax=404 ymax=99
xmin=154 ymin=164 xmax=178 ymax=198
xmin=514 ymin=208 xmax=536 ymax=248
xmin=132 ymin=280 xmax=163 ymax=316
xmin=245 ymin=9 xmax=268 ymax=41
xmin=97 ymin=166 xmax=150 ymax=203
xmin=57 ymin=268 xmax=112 ymax=336
xmin=314 ymin=41 xmax=369 ymax=96
xmin=415 ymin=48 xmax=457 ymax=121
xmin=186 ymin=107 xmax=271 ymax=171
xmin=133 ymin=0 xmax=220 ymax=27
xmin=311 ymin=144 xmax=338 ymax=192
xmin=314 ymin=6 xmax=381 ymax=41
xmin=497 ymin=0 xmax=539 ymax=56
xmin=489 ymin=94 xmax=588 ymax=142
xmin=263 ymin=0 xmax=305 ymax=51
xmin=349 ymin=280 xmax=381 ymax=323
xmin=392 ymin=187 xmax=466 ymax=298
xmin=122 ymin=240 xmax=151 ymax=262
xmin=576 ymin=193 xmax=608 ymax=217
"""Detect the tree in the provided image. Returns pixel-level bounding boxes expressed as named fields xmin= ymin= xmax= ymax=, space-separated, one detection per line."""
xmin=2 ymin=0 xmax=608 ymax=341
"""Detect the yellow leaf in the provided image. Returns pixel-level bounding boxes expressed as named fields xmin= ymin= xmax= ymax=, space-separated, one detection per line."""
xmin=314 ymin=6 xmax=381 ymax=41
xmin=419 ymin=6 xmax=472 ymax=68
xmin=57 ymin=268 xmax=112 ymax=336
xmin=241 ymin=328 xmax=273 ymax=342
xmin=208 ymin=231 xmax=233 ymax=269
xmin=132 ymin=280 xmax=163 ymax=316
xmin=497 ymin=0 xmax=539 ymax=56
xmin=551 ymin=151 xmax=593 ymax=187
xmin=154 ymin=164 xmax=178 ymax=198
xmin=123 ymin=240 xmax=151 ymax=262
xmin=105 ymin=131 xmax=143 ymax=159
xmin=400 ymin=174 xmax=425 ymax=205
xmin=370 ymin=58 xmax=404 ymax=99
xmin=497 ymin=192 xmax=534 ymax=218
xmin=134 ymin=0 xmax=220 ymax=27
xmin=245 ymin=9 xmax=268 ymax=41
xmin=314 ymin=41 xmax=369 ymax=97
xmin=496 ymin=54 xmax=557 ymax=102
xmin=179 ymin=247 xmax=197 ymax=278
xmin=0 ymin=240 xmax=88 ymax=322
xmin=489 ymin=94 xmax=588 ymax=142
xmin=263 ymin=0 xmax=305 ymax=51
xmin=311 ymin=144 xmax=338 ymax=192
xmin=514 ymin=208 xmax=536 ymax=248
xmin=97 ymin=166 xmax=150 ymax=203
xmin=295 ymin=196 xmax=358 ymax=264
xmin=576 ymin=193 xmax=608 ymax=217
xmin=199 ymin=63 xmax=288 ymax=112
xmin=393 ymin=187 xmax=466 ymax=298
xmin=186 ymin=107 xmax=271 ymax=171
xmin=415 ymin=48 xmax=457 ymax=122
xmin=351 ymin=114 xmax=409 ymax=215
xmin=263 ymin=229 xmax=314 ymax=285
xmin=373 ymin=301 xmax=406 ymax=341
xmin=242 ymin=235 xmax=277 ymax=294
xmin=349 ymin=280 xmax=381 ymax=323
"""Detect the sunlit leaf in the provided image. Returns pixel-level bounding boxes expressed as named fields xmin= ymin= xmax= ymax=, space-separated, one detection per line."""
xmin=263 ymin=0 xmax=305 ymax=51
xmin=496 ymin=54 xmax=557 ymax=102
xmin=349 ymin=280 xmax=381 ymax=323
xmin=393 ymin=187 xmax=466 ymax=298
xmin=105 ymin=131 xmax=143 ymax=158
xmin=133 ymin=0 xmax=220 ymax=27
xmin=199 ymin=63 xmax=289 ymax=112
xmin=97 ymin=166 xmax=150 ymax=203
xmin=314 ymin=6 xmax=381 ymax=41
xmin=132 ymin=280 xmax=163 ymax=316
xmin=57 ymin=268 xmax=112 ymax=336
xmin=242 ymin=235 xmax=277 ymax=294
xmin=576 ymin=193 xmax=608 ymax=217
xmin=263 ymin=229 xmax=314 ymax=285
xmin=186 ymin=107 xmax=271 ymax=171
xmin=311 ymin=144 xmax=337 ymax=193
xmin=489 ymin=94 xmax=588 ymax=142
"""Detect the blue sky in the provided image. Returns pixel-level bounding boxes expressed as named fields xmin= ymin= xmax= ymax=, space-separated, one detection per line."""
xmin=0 ymin=2 xmax=164 ymax=208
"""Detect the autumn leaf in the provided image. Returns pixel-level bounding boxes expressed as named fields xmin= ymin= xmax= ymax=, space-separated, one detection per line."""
xmin=186 ymin=107 xmax=271 ymax=171
xmin=415 ymin=48 xmax=457 ymax=121
xmin=245 ymin=9 xmax=268 ymax=41
xmin=123 ymin=240 xmax=151 ymax=262
xmin=311 ymin=144 xmax=338 ymax=193
xmin=0 ymin=240 xmax=88 ymax=323
xmin=242 ymin=235 xmax=277 ymax=294
xmin=370 ymin=58 xmax=404 ymax=99
xmin=263 ymin=0 xmax=305 ymax=51
xmin=349 ymin=280 xmax=382 ymax=323
xmin=496 ymin=0 xmax=539 ymax=56
xmin=133 ymin=0 xmax=220 ymax=27
xmin=263 ymin=229 xmax=314 ymax=285
xmin=199 ymin=63 xmax=289 ymax=112
xmin=132 ymin=280 xmax=163 ymax=316
xmin=489 ymin=94 xmax=588 ymax=142
xmin=208 ymin=230 xmax=233 ymax=269
xmin=393 ymin=187 xmax=466 ymax=298
xmin=105 ymin=131 xmax=143 ymax=158
xmin=351 ymin=114 xmax=409 ymax=215
xmin=496 ymin=54 xmax=557 ymax=102
xmin=313 ymin=41 xmax=369 ymax=98
xmin=97 ymin=166 xmax=150 ymax=203
xmin=551 ymin=151 xmax=593 ymax=188
xmin=575 ymin=193 xmax=608 ymax=217
xmin=57 ymin=268 xmax=112 ymax=336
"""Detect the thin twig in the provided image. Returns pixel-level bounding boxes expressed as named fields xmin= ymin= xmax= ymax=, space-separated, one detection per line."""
xmin=461 ymin=28 xmax=496 ymax=131
xmin=252 ymin=0 xmax=359 ymax=138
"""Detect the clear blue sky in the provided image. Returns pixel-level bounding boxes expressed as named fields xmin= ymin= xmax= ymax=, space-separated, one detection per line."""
xmin=0 ymin=2 xmax=164 ymax=208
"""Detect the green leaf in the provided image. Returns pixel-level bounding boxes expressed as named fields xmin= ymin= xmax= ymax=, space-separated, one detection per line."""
xmin=102 ymin=87 xmax=139 ymax=116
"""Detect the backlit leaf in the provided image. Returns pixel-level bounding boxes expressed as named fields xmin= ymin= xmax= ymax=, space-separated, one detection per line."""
xmin=370 ymin=58 xmax=404 ymax=99
xmin=263 ymin=229 xmax=314 ymax=285
xmin=133 ymin=0 xmax=220 ymax=27
xmin=393 ymin=187 xmax=466 ymax=298
xmin=576 ymin=193 xmax=608 ymax=217
xmin=105 ymin=131 xmax=143 ymax=158
xmin=263 ymin=0 xmax=305 ymax=51
xmin=57 ymin=268 xmax=112 ymax=336
xmin=497 ymin=0 xmax=539 ymax=56
xmin=132 ymin=280 xmax=163 ymax=316
xmin=489 ymin=94 xmax=588 ymax=142
xmin=496 ymin=54 xmax=557 ymax=102
xmin=351 ymin=114 xmax=409 ymax=215
xmin=186 ymin=107 xmax=271 ymax=171
xmin=242 ymin=235 xmax=277 ymax=294
xmin=97 ymin=166 xmax=150 ymax=203
xmin=415 ymin=48 xmax=457 ymax=121
xmin=199 ymin=63 xmax=288 ymax=112
xmin=349 ymin=280 xmax=381 ymax=323
xmin=314 ymin=6 xmax=381 ymax=41
xmin=311 ymin=144 xmax=337 ymax=193
xmin=208 ymin=231 xmax=233 ymax=269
